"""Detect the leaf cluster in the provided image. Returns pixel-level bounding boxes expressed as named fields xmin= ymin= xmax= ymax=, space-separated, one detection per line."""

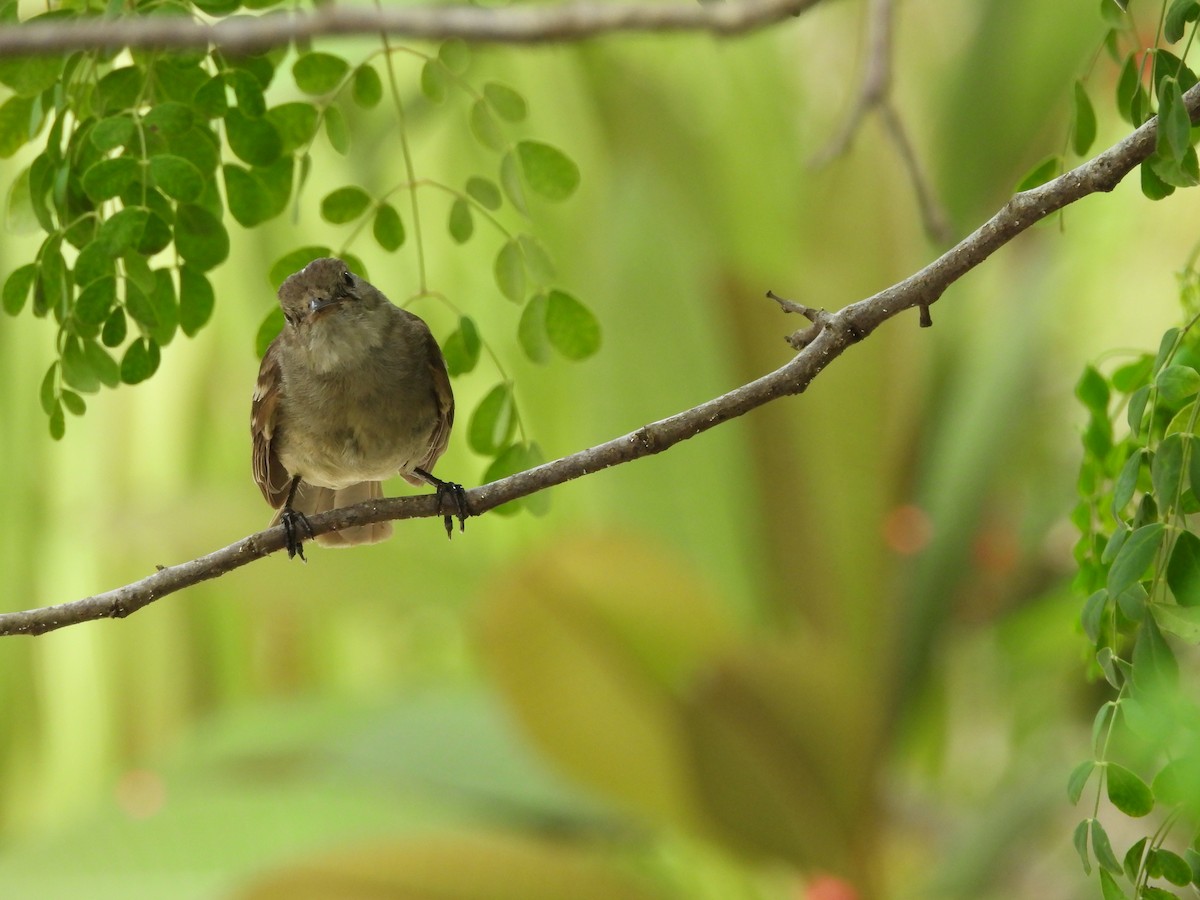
xmin=1071 ymin=263 xmax=1200 ymax=899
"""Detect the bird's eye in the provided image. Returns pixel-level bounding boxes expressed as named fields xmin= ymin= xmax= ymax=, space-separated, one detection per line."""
xmin=343 ymin=271 xmax=354 ymax=287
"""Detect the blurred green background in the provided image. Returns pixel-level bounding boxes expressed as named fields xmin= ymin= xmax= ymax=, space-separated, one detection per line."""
xmin=0 ymin=0 xmax=1192 ymax=897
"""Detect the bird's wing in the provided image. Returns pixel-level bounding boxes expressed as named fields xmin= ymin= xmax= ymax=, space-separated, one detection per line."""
xmin=421 ymin=328 xmax=455 ymax=469
xmin=251 ymin=342 xmax=292 ymax=508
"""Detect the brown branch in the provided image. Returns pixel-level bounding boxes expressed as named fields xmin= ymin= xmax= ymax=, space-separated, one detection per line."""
xmin=0 ymin=0 xmax=823 ymax=56
xmin=2 ymin=84 xmax=1193 ymax=637
xmin=812 ymin=0 xmax=953 ymax=244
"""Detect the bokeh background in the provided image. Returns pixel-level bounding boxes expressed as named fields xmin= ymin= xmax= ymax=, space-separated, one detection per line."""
xmin=0 ymin=0 xmax=1191 ymax=897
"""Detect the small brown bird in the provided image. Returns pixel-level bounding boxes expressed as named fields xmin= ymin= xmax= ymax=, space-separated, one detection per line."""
xmin=251 ymin=257 xmax=467 ymax=559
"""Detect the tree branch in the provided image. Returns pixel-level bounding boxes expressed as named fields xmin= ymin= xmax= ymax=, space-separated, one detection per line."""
xmin=0 ymin=0 xmax=823 ymax=56
xmin=2 ymin=86 xmax=1196 ymax=637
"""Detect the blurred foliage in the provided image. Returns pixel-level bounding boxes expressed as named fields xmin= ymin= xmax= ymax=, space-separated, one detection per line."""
xmin=1 ymin=0 xmax=1200 ymax=899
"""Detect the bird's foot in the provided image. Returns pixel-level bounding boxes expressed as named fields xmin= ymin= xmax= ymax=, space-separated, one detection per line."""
xmin=415 ymin=468 xmax=469 ymax=538
xmin=280 ymin=507 xmax=314 ymax=561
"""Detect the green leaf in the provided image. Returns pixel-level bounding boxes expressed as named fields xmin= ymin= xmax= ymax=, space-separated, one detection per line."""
xmin=466 ymin=176 xmax=502 ymax=211
xmin=1153 ymin=601 xmax=1200 ymax=640
xmin=1169 ymin=530 xmax=1200 ymax=606
xmin=194 ymin=0 xmax=240 ymax=14
xmin=95 ymin=66 xmax=143 ymax=115
xmin=500 ymin=150 xmax=529 ymax=216
xmin=81 ymin=156 xmax=141 ymax=202
xmin=1133 ymin=614 xmax=1179 ymax=690
xmin=97 ymin=207 xmax=147 ymax=256
xmin=1108 ymin=522 xmax=1164 ymax=596
xmin=1142 ymin=158 xmax=1177 ymax=200
xmin=39 ymin=362 xmax=57 ymax=415
xmin=442 ymin=316 xmax=481 ymax=377
xmin=83 ymin=338 xmax=119 ymax=388
xmin=1099 ymin=869 xmax=1128 ymax=900
xmin=137 ymin=211 xmax=172 ymax=257
xmin=483 ymin=82 xmax=527 ymax=123
xmin=1123 ymin=836 xmax=1147 ymax=882
xmin=1128 ymin=384 xmax=1151 ymax=435
xmin=267 ymin=102 xmax=319 ymax=154
xmin=269 ymin=246 xmax=332 ymax=289
xmin=372 ymin=203 xmax=405 ymax=252
xmin=36 ymin=235 xmax=68 ymax=318
xmin=323 ymin=105 xmax=350 ymax=155
xmin=225 ymin=108 xmax=282 ymax=167
xmin=320 ymin=185 xmax=371 ymax=224
xmin=1106 ymin=763 xmax=1154 ymax=817
xmin=1092 ymin=819 xmax=1124 ymax=874
xmin=0 ymin=28 xmax=62 ymax=96
xmin=1072 ymin=81 xmax=1097 ymax=156
xmin=74 ymin=276 xmax=116 ymax=326
xmin=175 ymin=204 xmax=229 ymax=271
xmin=469 ymin=99 xmax=506 ymax=152
xmin=468 ymin=382 xmax=517 ymax=455
xmin=1154 ymin=848 xmax=1194 ymax=886
xmin=48 ymin=402 xmax=64 ymax=441
xmin=1157 ymin=77 xmax=1193 ymax=162
xmin=75 ymin=241 xmax=114 ymax=289
xmin=1076 ymin=364 xmax=1109 ymax=413
xmin=516 ymin=140 xmax=580 ymax=201
xmin=60 ymin=389 xmax=85 ymax=417
xmin=1117 ymin=54 xmax=1142 ymax=125
xmin=1081 ymin=590 xmax=1107 ymax=643
xmin=518 ymin=234 xmax=556 ymax=283
xmin=101 ymin=308 xmax=127 ymax=348
xmin=1073 ymin=818 xmax=1091 ymax=875
xmin=149 ymin=154 xmax=203 ymax=203
xmin=1113 ymin=354 xmax=1154 ymax=392
xmin=0 ymin=95 xmax=34 ymax=159
xmin=545 ymin=290 xmax=601 ymax=360
xmin=178 ymin=266 xmax=214 ymax=337
xmin=3 ymin=263 xmax=36 ymax=315
xmin=61 ymin=336 xmax=99 ymax=394
xmin=518 ymin=293 xmax=552 ymax=364
xmin=147 ymin=268 xmax=178 ymax=346
xmin=1155 ymin=48 xmax=1199 ymax=94
xmin=352 ymin=64 xmax=382 ymax=108
xmin=255 ymin=306 xmax=284 ymax=358
xmin=193 ymin=75 xmax=228 ymax=119
xmin=142 ymin=101 xmax=194 ymax=138
xmin=124 ymin=279 xmax=157 ymax=330
xmin=1113 ymin=450 xmax=1143 ymax=517
xmin=1166 ymin=0 xmax=1200 ymax=42
xmin=1015 ymin=155 xmax=1059 ymax=192
xmin=448 ymin=197 xmax=473 ymax=243
xmin=120 ymin=337 xmax=160 ymax=384
xmin=1068 ymin=760 xmax=1095 ymax=804
xmin=1159 ymin=364 xmax=1200 ymax=403
xmin=494 ymin=239 xmax=525 ymax=303
xmin=1153 ymin=433 xmax=1186 ymax=509
xmin=438 ymin=39 xmax=470 ymax=74
xmin=420 ymin=60 xmax=447 ymax=104
xmin=123 ymin=253 xmax=156 ymax=297
xmin=223 ymin=164 xmax=273 ymax=228
xmin=293 ymin=52 xmax=349 ymax=95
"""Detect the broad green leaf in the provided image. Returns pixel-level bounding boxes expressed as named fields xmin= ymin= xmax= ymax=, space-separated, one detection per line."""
xmin=1123 ymin=836 xmax=1148 ymax=882
xmin=1067 ymin=760 xmax=1095 ymax=804
xmin=1167 ymin=529 xmax=1200 ymax=605
xmin=438 ymin=39 xmax=470 ymax=74
xmin=137 ymin=211 xmax=172 ymax=256
xmin=1166 ymin=0 xmax=1200 ymax=42
xmin=1117 ymin=54 xmax=1142 ymax=125
xmin=466 ymin=176 xmax=502 ymax=211
xmin=123 ymin=253 xmax=156 ymax=297
xmin=1157 ymin=77 xmax=1193 ymax=162
xmin=179 ymin=266 xmax=214 ymax=337
xmin=147 ymin=268 xmax=179 ymax=346
xmin=1092 ymin=819 xmax=1124 ymax=874
xmin=442 ymin=316 xmax=481 ymax=377
xmin=120 ymin=337 xmax=160 ymax=384
xmin=39 ymin=362 xmax=57 ymax=415
xmin=1099 ymin=869 xmax=1128 ymax=900
xmin=484 ymin=82 xmax=527 ymax=123
xmin=36 ymin=235 xmax=68 ymax=318
xmin=225 ymin=108 xmax=282 ymax=167
xmin=81 ymin=156 xmax=141 ymax=202
xmin=48 ymin=402 xmax=64 ymax=440
xmin=1015 ymin=155 xmax=1059 ymax=192
xmin=321 ymin=185 xmax=371 ymax=224
xmin=124 ymin=279 xmax=158 ymax=330
xmin=101 ymin=308 xmax=126 ymax=347
xmin=1072 ymin=81 xmax=1097 ymax=156
xmin=149 ymin=154 xmax=203 ymax=202
xmin=1151 ymin=145 xmax=1200 ymax=188
xmin=1081 ymin=589 xmax=1107 ymax=643
xmin=194 ymin=0 xmax=239 ymax=14
xmin=2 ymin=263 xmax=36 ymax=315
xmin=470 ymin=99 xmax=506 ymax=152
xmin=545 ymin=290 xmax=601 ymax=360
xmin=269 ymin=246 xmax=332 ymax=288
xmin=500 ymin=150 xmax=528 ymax=216
xmin=1115 ymin=582 xmax=1147 ymax=622
xmin=1112 ymin=450 xmax=1143 ymax=516
xmin=352 ymin=64 xmax=382 ymax=108
xmin=1107 ymin=522 xmax=1163 ymax=596
xmin=255 ymin=306 xmax=284 ymax=358
xmin=74 ymin=276 xmax=116 ymax=326
xmin=1155 ymin=48 xmax=1198 ymax=94
xmin=468 ymin=382 xmax=517 ymax=455
xmin=1152 ymin=432 xmax=1186 ymax=508
xmin=448 ymin=197 xmax=473 ymax=243
xmin=1154 ymin=600 xmax=1200 ymax=640
xmin=373 ymin=203 xmax=405 ymax=251
xmin=252 ymin=156 xmax=293 ymax=222
xmin=1112 ymin=354 xmax=1153 ymax=391
xmin=1128 ymin=384 xmax=1151 ymax=435
xmin=0 ymin=95 xmax=34 ymax=158
xmin=0 ymin=24 xmax=62 ymax=96
xmin=268 ymin=102 xmax=319 ymax=154
xmin=142 ymin=101 xmax=194 ymax=137
xmin=1133 ymin=614 xmax=1179 ymax=690
xmin=60 ymin=389 xmax=85 ymax=416
xmin=519 ymin=234 xmax=556 ymax=283
xmin=494 ymin=239 xmax=525 ymax=303
xmin=1076 ymin=364 xmax=1109 ymax=413
xmin=293 ymin=52 xmax=349 ymax=95
xmin=420 ymin=60 xmax=447 ymax=104
xmin=175 ymin=204 xmax=229 ymax=271
xmin=324 ymin=105 xmax=350 ymax=155
xmin=1141 ymin=158 xmax=1176 ymax=200
xmin=1101 ymin=526 xmax=1129 ymax=565
xmin=193 ymin=75 xmax=228 ymax=119
xmin=1106 ymin=763 xmax=1154 ymax=817
xmin=223 ymin=163 xmax=273 ymax=227
xmin=95 ymin=66 xmax=143 ymax=114
xmin=61 ymin=336 xmax=99 ymax=393
xmin=1153 ymin=756 xmax=1200 ymax=811
xmin=519 ymin=293 xmax=552 ymax=364
xmin=1073 ymin=819 xmax=1091 ymax=875
xmin=1154 ymin=328 xmax=1181 ymax=374
xmin=1153 ymin=848 xmax=1193 ymax=886
xmin=517 ymin=140 xmax=580 ymax=201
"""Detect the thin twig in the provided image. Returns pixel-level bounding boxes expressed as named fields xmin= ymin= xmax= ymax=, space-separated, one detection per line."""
xmin=2 ymin=82 xmax=1195 ymax=637
xmin=0 ymin=0 xmax=824 ymax=56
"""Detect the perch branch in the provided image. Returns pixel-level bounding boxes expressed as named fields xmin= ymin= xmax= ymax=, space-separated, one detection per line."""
xmin=0 ymin=0 xmax=824 ymax=55
xmin=2 ymin=85 xmax=1198 ymax=637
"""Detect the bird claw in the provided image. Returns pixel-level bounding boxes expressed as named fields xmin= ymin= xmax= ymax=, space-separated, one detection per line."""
xmin=280 ymin=507 xmax=313 ymax=561
xmin=436 ymin=480 xmax=469 ymax=539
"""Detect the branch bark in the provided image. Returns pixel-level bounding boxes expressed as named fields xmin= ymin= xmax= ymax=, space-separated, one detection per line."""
xmin=3 ymin=84 xmax=1194 ymax=637
xmin=0 ymin=0 xmax=822 ymax=55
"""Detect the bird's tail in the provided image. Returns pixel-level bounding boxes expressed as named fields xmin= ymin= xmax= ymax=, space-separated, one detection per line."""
xmin=270 ymin=480 xmax=392 ymax=547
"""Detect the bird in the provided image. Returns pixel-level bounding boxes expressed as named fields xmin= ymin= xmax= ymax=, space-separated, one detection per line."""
xmin=250 ymin=257 xmax=467 ymax=559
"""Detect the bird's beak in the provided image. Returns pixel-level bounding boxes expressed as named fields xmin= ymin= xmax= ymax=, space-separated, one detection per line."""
xmin=308 ymin=296 xmax=340 ymax=316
